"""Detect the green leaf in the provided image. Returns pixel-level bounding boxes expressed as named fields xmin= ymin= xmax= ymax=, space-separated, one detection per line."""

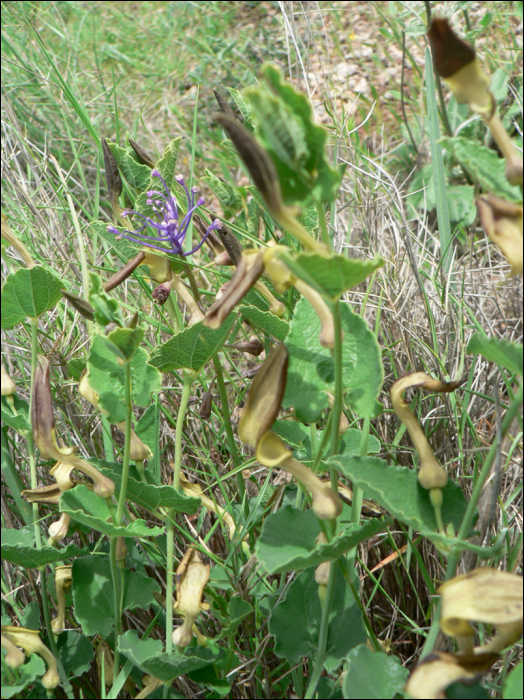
xmin=150 ymin=315 xmax=236 ymax=373
xmin=94 ymin=218 xmax=143 ymax=262
xmin=279 ymin=250 xmax=384 ymax=302
xmin=269 ymin=565 xmax=366 ymax=671
xmin=467 ymin=333 xmax=523 ymax=375
xmin=1 ymin=653 xmax=45 ymax=698
xmin=256 ymin=506 xmax=390 ymax=574
xmin=96 ymin=463 xmax=200 ymax=514
xmin=1 ymin=528 xmax=86 ymax=567
xmin=1 ymin=395 xmax=30 ymax=433
xmin=89 ymin=272 xmax=125 ymax=327
xmin=107 ymin=140 xmax=151 ymax=190
xmin=60 ymin=485 xmax=164 ymax=537
xmin=88 ymin=335 xmax=161 ymax=423
xmin=1 ymin=266 xmax=63 ymax=329
xmin=56 ymin=631 xmax=94 ymax=677
xmin=102 ymin=326 xmax=145 ymax=363
xmin=118 ymin=630 xmax=220 ymax=682
xmin=446 ymin=185 xmax=476 ymax=225
xmin=245 ymin=64 xmax=340 ymax=206
xmin=503 ymin=660 xmax=523 ymax=699
xmin=328 ymin=455 xmax=469 ymax=535
xmin=440 ymin=136 xmax=522 ymax=201
xmin=219 ymin=596 xmax=254 ymax=637
xmin=425 ymin=47 xmax=453 ymax=274
xmin=202 ymin=169 xmax=242 ymax=212
xmin=342 ymin=644 xmax=408 ymax=699
xmin=227 ymin=86 xmax=254 ymax=124
xmin=72 ymin=557 xmax=160 ymax=637
xmin=271 ymin=421 xmax=380 ymax=462
xmin=284 ymin=298 xmax=383 ymax=422
xmin=155 ymin=137 xmax=182 ymax=189
xmin=239 ymin=304 xmax=288 ymax=341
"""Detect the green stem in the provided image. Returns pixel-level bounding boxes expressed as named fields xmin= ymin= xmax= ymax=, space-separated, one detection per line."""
xmin=173 ymin=369 xmax=195 ymax=490
xmin=115 ymin=360 xmax=133 ymax=525
xmin=212 ymin=356 xmax=246 ymax=506
xmin=109 ymin=536 xmax=122 ymax=678
xmin=316 ymin=200 xmax=331 ymax=248
xmin=165 ymin=514 xmax=176 ymax=655
xmin=348 ymin=417 xmax=370 ymax=579
xmin=305 ymin=300 xmax=343 ymax=698
xmin=304 ymin=562 xmax=336 ymax=699
xmin=329 ymin=300 xmax=343 ymax=462
xmin=109 ymin=360 xmax=132 ymax=689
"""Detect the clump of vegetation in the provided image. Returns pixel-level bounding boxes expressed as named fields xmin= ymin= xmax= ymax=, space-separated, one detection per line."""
xmin=1 ymin=2 xmax=522 ymax=698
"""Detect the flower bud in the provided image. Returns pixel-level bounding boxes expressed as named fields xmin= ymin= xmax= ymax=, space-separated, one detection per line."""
xmin=152 ymin=280 xmax=173 ymax=305
xmin=48 ymin=513 xmax=71 ymax=542
xmin=199 ymin=391 xmax=213 ymax=420
xmin=236 ymin=335 xmax=264 ymax=356
xmin=1 ymin=364 xmax=16 ymax=396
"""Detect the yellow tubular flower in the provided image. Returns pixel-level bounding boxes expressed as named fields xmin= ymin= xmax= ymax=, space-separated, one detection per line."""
xmin=1 ymin=626 xmax=60 ymax=689
xmin=172 ymin=548 xmax=210 ymax=648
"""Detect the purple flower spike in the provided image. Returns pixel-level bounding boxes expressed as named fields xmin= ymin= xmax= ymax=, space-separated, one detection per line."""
xmin=106 ymin=171 xmax=220 ymax=257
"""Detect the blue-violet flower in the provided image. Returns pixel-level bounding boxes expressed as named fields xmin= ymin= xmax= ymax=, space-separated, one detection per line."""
xmin=107 ymin=169 xmax=220 ymax=256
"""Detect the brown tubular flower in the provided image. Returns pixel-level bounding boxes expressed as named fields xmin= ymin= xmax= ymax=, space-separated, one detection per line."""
xmin=390 ymin=372 xmax=465 ymax=491
xmin=1 ymin=626 xmax=60 ymax=689
xmin=128 ymin=138 xmax=156 ymax=168
xmin=214 ymin=114 xmax=327 ymax=254
xmin=476 ymin=195 xmax=523 ymax=276
xmin=204 ymin=250 xmax=265 ymax=329
xmin=239 ymin=345 xmax=342 ymax=520
xmin=428 ymin=18 xmax=522 ymax=186
xmin=427 ymin=18 xmax=493 ymax=118
xmin=102 ymin=138 xmax=123 ymax=221
xmin=33 ymin=357 xmax=115 ymax=498
xmin=439 ymin=568 xmax=523 ymax=655
xmin=172 ymin=547 xmax=210 ymax=648
xmin=238 ymin=344 xmax=289 ymax=448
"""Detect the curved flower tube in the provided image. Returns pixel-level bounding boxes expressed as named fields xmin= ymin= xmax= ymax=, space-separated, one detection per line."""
xmin=33 ymin=357 xmax=115 ymax=498
xmin=172 ymin=547 xmax=210 ymax=648
xmin=256 ymin=431 xmax=342 ymax=520
xmin=1 ymin=626 xmax=60 ymax=689
xmin=107 ymin=169 xmax=221 ymax=257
